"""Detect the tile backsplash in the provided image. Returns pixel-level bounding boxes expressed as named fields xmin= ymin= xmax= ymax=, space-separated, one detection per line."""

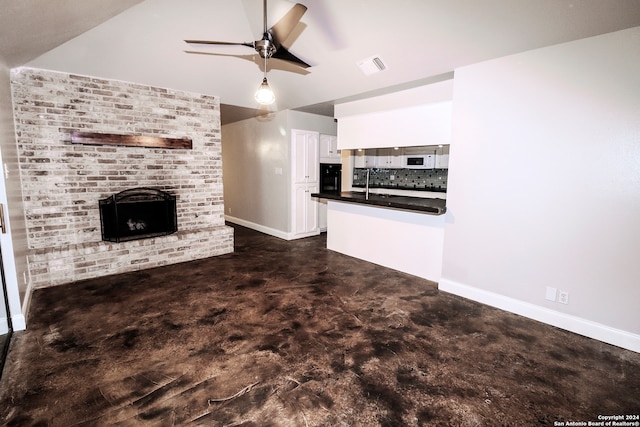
xmin=353 ymin=168 xmax=448 ymax=192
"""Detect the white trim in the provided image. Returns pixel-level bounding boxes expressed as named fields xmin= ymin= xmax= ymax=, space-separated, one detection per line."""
xmin=225 ymin=215 xmax=291 ymax=240
xmin=11 ymin=313 xmax=26 ymax=331
xmin=225 ymin=215 xmax=320 ymax=241
xmin=13 ymin=281 xmax=33 ymax=331
xmin=290 ymin=229 xmax=321 ymax=240
xmin=439 ymin=278 xmax=640 ymax=353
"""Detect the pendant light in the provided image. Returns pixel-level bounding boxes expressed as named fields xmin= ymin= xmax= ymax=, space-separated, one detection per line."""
xmin=255 ymin=77 xmax=274 ymax=104
xmin=255 ymin=79 xmax=274 ymax=104
xmin=255 ymin=2 xmax=275 ymax=105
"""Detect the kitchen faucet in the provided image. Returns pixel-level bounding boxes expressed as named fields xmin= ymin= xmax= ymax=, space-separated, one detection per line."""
xmin=365 ymin=168 xmax=370 ymax=200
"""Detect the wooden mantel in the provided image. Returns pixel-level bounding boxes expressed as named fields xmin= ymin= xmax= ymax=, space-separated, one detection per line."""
xmin=70 ymin=131 xmax=192 ymax=149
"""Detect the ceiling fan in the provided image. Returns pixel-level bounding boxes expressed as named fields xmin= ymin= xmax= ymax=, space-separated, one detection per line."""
xmin=185 ymin=0 xmax=311 ymax=69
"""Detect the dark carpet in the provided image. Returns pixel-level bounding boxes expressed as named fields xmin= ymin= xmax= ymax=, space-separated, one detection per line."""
xmin=0 ymin=225 xmax=638 ymax=426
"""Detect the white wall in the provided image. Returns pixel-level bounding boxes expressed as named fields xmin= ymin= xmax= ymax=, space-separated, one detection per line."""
xmin=222 ymin=111 xmax=290 ymax=237
xmin=287 ymin=110 xmax=337 ymax=136
xmin=337 ymin=102 xmax=452 ymax=150
xmin=335 ymin=79 xmax=454 ymax=117
xmin=0 ymin=63 xmax=29 ymax=330
xmin=441 ymin=27 xmax=640 ymax=352
xmin=335 ymin=79 xmax=453 ymax=150
xmin=222 ymin=110 xmax=336 ymax=238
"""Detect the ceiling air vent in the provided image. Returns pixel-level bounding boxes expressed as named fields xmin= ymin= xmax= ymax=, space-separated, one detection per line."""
xmin=357 ymin=55 xmax=388 ymax=76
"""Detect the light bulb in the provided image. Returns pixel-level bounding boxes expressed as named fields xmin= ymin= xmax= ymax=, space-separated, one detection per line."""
xmin=255 ymin=77 xmax=275 ymax=105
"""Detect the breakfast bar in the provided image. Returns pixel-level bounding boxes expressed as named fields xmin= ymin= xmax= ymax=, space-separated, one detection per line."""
xmin=312 ymin=191 xmax=447 ymax=282
xmin=311 ymin=191 xmax=446 ymax=215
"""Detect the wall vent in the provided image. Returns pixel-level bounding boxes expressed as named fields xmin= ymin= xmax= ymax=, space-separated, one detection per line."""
xmin=357 ymin=55 xmax=388 ymax=76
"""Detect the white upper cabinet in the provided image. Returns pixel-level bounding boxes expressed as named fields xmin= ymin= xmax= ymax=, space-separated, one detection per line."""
xmin=435 ymin=145 xmax=450 ymax=169
xmin=354 ymin=149 xmax=377 ymax=168
xmin=375 ymin=148 xmax=404 ymax=168
xmin=319 ymin=134 xmax=340 ymax=163
xmin=353 ymin=150 xmax=365 ymax=168
xmin=354 ymin=146 xmax=449 ymax=169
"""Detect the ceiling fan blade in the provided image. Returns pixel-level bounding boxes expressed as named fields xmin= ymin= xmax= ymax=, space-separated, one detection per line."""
xmin=184 ymin=50 xmax=310 ymax=75
xmin=271 ymin=46 xmax=311 ymax=68
xmin=184 ymin=40 xmax=254 ymax=48
xmin=184 ymin=40 xmax=256 ymax=56
xmin=269 ymin=3 xmax=307 ymax=45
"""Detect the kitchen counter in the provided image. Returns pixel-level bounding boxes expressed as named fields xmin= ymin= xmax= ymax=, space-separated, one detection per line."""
xmin=311 ymin=191 xmax=446 ymax=215
xmin=319 ymin=192 xmax=446 ymax=281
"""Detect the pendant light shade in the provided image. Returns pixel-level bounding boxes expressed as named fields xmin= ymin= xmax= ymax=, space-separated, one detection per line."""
xmin=255 ymin=77 xmax=275 ymax=105
xmin=255 ymin=40 xmax=275 ymax=105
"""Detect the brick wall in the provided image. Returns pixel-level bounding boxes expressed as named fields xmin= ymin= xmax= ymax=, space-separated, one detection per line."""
xmin=10 ymin=68 xmax=234 ymax=287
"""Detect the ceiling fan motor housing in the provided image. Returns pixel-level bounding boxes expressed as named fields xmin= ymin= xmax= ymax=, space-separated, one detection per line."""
xmin=255 ymin=36 xmax=276 ymax=59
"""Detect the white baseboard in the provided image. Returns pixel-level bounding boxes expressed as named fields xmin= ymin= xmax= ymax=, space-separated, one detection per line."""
xmin=14 ymin=280 xmax=33 ymax=331
xmin=439 ymin=278 xmax=640 ymax=353
xmin=291 ymin=230 xmax=321 ymax=240
xmin=224 ymin=216 xmax=321 ymax=241
xmin=225 ymin=216 xmax=291 ymax=240
xmin=11 ymin=313 xmax=26 ymax=331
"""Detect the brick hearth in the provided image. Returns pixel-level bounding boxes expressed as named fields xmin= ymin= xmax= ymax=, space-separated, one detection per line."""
xmin=10 ymin=68 xmax=233 ymax=288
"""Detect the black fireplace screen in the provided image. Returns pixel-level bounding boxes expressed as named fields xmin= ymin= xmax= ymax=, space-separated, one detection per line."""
xmin=99 ymin=188 xmax=177 ymax=242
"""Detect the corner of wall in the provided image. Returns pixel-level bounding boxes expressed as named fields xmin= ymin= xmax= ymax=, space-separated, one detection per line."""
xmin=1 ymin=60 xmax=31 ymax=329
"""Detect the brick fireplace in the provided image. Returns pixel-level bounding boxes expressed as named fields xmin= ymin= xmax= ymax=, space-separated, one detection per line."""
xmin=10 ymin=68 xmax=234 ymax=288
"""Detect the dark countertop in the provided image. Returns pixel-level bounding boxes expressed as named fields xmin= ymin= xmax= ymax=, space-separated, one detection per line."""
xmin=311 ymin=191 xmax=446 ymax=215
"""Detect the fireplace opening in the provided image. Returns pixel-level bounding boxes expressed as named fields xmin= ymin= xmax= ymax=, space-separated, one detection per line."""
xmin=99 ymin=188 xmax=178 ymax=242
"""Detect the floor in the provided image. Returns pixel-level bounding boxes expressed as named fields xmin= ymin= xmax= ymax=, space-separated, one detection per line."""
xmin=0 ymin=225 xmax=639 ymax=426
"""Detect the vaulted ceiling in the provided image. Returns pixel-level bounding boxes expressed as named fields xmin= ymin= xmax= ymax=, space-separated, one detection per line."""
xmin=2 ymin=0 xmax=640 ymax=123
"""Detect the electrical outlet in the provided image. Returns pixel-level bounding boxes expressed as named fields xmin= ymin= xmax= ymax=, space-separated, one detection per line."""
xmin=558 ymin=290 xmax=569 ymax=305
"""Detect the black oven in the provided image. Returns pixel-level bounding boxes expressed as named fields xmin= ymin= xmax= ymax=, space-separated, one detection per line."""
xmin=320 ymin=163 xmax=342 ymax=193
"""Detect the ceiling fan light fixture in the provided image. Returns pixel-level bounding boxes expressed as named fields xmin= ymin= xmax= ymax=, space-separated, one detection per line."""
xmin=255 ymin=77 xmax=275 ymax=105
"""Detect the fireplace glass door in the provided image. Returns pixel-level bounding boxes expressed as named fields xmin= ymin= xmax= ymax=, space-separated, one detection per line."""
xmin=99 ymin=188 xmax=178 ymax=242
